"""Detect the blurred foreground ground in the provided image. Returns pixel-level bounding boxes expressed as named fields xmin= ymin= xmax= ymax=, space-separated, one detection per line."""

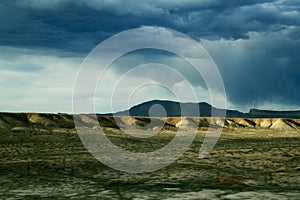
xmin=0 ymin=116 xmax=300 ymax=199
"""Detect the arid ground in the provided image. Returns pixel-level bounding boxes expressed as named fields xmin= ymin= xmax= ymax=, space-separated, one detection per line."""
xmin=0 ymin=114 xmax=300 ymax=199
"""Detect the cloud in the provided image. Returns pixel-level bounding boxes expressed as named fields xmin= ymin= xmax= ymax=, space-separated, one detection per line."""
xmin=201 ymin=25 xmax=300 ymax=110
xmin=1 ymin=0 xmax=298 ymax=52
xmin=77 ymin=27 xmax=226 ymax=112
xmin=0 ymin=46 xmax=82 ymax=112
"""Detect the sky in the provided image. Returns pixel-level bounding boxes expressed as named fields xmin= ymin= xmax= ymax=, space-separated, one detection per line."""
xmin=0 ymin=0 xmax=300 ymax=113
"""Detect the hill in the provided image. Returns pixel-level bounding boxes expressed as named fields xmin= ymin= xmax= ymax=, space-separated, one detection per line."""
xmin=1 ymin=113 xmax=300 ymax=132
xmin=99 ymin=100 xmax=300 ymax=118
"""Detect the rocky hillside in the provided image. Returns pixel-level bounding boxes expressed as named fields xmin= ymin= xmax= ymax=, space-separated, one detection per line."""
xmin=1 ymin=112 xmax=300 ymax=132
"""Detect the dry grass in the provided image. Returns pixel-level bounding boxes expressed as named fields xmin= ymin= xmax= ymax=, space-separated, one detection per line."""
xmin=0 ymin=113 xmax=300 ymax=199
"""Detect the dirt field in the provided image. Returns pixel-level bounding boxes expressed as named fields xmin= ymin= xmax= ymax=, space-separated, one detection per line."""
xmin=1 ymin=124 xmax=300 ymax=199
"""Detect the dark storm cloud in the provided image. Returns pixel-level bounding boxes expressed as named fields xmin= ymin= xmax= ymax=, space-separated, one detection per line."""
xmin=1 ymin=0 xmax=300 ymax=110
xmin=0 ymin=1 xmax=119 ymax=54
xmin=0 ymin=0 xmax=297 ymax=53
xmin=202 ymin=27 xmax=300 ymax=109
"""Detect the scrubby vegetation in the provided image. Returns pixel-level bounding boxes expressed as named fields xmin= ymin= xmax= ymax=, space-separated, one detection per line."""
xmin=0 ymin=113 xmax=300 ymax=199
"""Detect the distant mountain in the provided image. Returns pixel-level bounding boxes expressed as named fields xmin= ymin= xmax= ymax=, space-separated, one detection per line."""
xmin=248 ymin=109 xmax=300 ymax=119
xmin=99 ymin=100 xmax=300 ymax=118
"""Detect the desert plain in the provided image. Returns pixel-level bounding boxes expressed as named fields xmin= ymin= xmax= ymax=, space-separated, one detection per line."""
xmin=0 ymin=113 xmax=300 ymax=199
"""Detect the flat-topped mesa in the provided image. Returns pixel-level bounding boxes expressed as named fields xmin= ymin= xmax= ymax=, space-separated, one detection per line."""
xmin=249 ymin=109 xmax=300 ymax=119
xmin=100 ymin=100 xmax=300 ymax=118
xmin=106 ymin=100 xmax=245 ymax=118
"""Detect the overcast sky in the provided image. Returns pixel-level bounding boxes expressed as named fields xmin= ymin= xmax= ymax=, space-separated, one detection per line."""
xmin=1 ymin=0 xmax=300 ymax=113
